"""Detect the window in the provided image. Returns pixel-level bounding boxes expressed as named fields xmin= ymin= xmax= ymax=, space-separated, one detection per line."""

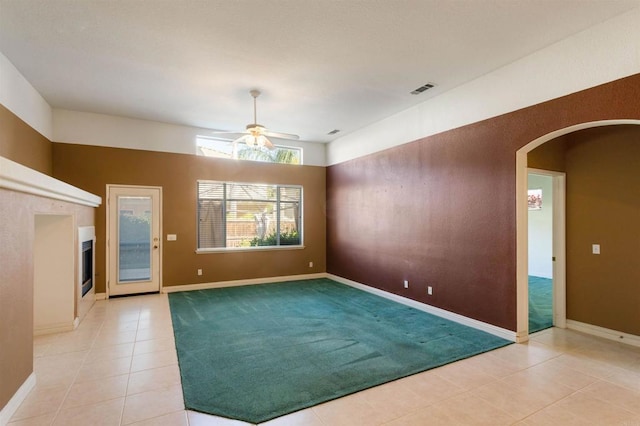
xmin=196 ymin=136 xmax=302 ymax=165
xmin=197 ymin=181 xmax=302 ymax=250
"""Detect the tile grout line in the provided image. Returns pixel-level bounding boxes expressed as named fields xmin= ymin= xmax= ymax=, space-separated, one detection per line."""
xmin=45 ymin=305 xmax=108 ymax=426
xmin=119 ymin=305 xmax=142 ymax=426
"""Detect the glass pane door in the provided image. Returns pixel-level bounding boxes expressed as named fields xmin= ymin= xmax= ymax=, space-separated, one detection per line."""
xmin=118 ymin=196 xmax=152 ymax=282
xmin=107 ymin=185 xmax=161 ymax=297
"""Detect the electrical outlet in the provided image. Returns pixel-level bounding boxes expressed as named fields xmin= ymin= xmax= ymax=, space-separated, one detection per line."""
xmin=592 ymin=244 xmax=600 ymax=254
xmin=197 ymin=269 xmax=202 ymax=276
xmin=403 ymin=280 xmax=409 ymax=289
xmin=427 ymin=286 xmax=433 ymax=295
xmin=309 ymin=261 xmax=314 ymax=268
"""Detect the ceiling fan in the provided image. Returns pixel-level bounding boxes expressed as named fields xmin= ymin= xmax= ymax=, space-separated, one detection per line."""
xmin=212 ymin=89 xmax=299 ymax=149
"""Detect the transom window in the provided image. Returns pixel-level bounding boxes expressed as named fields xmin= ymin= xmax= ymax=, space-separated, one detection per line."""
xmin=196 ymin=136 xmax=302 ymax=165
xmin=197 ymin=181 xmax=302 ymax=251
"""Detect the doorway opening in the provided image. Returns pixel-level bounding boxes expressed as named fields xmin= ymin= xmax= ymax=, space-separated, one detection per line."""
xmin=527 ymin=170 xmax=565 ymax=334
xmin=516 ymin=119 xmax=640 ymax=342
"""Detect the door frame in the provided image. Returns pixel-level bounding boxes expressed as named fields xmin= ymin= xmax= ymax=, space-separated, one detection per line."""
xmin=106 ymin=184 xmax=163 ymax=298
xmin=527 ymin=168 xmax=567 ymax=331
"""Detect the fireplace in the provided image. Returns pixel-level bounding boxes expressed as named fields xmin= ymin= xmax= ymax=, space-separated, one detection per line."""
xmin=81 ymin=239 xmax=93 ymax=297
xmin=78 ymin=226 xmax=96 ymax=320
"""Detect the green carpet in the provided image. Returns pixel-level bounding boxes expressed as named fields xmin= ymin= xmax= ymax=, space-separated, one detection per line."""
xmin=168 ymin=278 xmax=512 ymax=424
xmin=529 ymin=275 xmax=553 ymax=333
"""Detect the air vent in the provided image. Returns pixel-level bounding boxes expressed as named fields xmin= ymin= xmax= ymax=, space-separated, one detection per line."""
xmin=410 ymin=83 xmax=435 ymax=95
xmin=327 ymin=129 xmax=340 ymax=135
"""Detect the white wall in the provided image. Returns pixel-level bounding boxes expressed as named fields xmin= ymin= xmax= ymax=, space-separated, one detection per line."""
xmin=0 ymin=52 xmax=52 ymax=139
xmin=327 ymin=7 xmax=640 ymax=165
xmin=528 ymin=174 xmax=553 ymax=279
xmin=52 ymin=109 xmax=327 ymax=167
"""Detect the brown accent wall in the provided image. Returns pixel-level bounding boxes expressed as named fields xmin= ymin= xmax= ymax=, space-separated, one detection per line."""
xmin=52 ymin=144 xmax=326 ymax=293
xmin=0 ymin=188 xmax=93 ymax=409
xmin=0 ymin=104 xmax=52 ymax=175
xmin=327 ymin=73 xmax=640 ymax=331
xmin=564 ymin=126 xmax=640 ymax=335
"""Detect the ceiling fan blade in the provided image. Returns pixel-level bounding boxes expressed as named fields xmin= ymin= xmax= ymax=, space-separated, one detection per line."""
xmin=209 ymin=130 xmax=248 ymax=137
xmin=262 ymin=130 xmax=300 ymax=140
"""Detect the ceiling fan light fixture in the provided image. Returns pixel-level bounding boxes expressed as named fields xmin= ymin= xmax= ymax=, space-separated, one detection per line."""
xmin=257 ymin=135 xmax=268 ymax=148
xmin=211 ymin=89 xmax=298 ymax=148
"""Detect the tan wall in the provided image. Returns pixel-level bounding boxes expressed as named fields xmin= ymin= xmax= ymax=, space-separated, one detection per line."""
xmin=0 ymin=104 xmax=52 ymax=175
xmin=527 ymin=135 xmax=567 ymax=172
xmin=564 ymin=126 xmax=640 ymax=335
xmin=51 ymin=143 xmax=327 ymax=293
xmin=0 ymin=188 xmax=94 ymax=409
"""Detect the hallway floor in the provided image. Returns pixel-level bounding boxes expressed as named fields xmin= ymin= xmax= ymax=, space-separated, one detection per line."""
xmin=9 ymin=292 xmax=640 ymax=425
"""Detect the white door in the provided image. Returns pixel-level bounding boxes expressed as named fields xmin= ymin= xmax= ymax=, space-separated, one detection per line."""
xmin=107 ymin=185 xmax=162 ymax=296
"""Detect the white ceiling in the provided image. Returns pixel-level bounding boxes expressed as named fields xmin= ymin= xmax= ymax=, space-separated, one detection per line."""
xmin=1 ymin=0 xmax=639 ymax=143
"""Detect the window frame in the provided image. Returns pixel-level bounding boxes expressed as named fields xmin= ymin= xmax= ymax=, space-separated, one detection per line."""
xmin=196 ymin=136 xmax=303 ymax=165
xmin=196 ymin=180 xmax=304 ymax=253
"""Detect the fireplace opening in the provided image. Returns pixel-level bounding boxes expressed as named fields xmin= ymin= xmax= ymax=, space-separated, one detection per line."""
xmin=81 ymin=239 xmax=93 ymax=297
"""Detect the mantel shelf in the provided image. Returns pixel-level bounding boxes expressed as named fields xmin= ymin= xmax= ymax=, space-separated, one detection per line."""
xmin=0 ymin=156 xmax=101 ymax=207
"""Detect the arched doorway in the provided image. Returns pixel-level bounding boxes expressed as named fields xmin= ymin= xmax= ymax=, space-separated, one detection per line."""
xmin=515 ymin=119 xmax=640 ymax=342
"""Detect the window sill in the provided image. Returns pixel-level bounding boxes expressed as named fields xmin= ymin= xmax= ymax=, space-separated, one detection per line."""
xmin=196 ymin=245 xmax=305 ymax=254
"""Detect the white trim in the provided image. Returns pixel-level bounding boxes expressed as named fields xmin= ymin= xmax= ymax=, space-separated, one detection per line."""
xmin=95 ymin=293 xmax=107 ymax=300
xmin=327 ymin=274 xmax=517 ymax=343
xmin=0 ymin=156 xmax=101 ymax=207
xmin=516 ymin=120 xmax=640 ymax=340
xmin=162 ymin=273 xmax=327 ymax=293
xmin=0 ymin=372 xmax=36 ymax=426
xmin=196 ymin=245 xmax=305 ymax=254
xmin=33 ymin=321 xmax=76 ymax=336
xmin=567 ymin=320 xmax=640 ymax=348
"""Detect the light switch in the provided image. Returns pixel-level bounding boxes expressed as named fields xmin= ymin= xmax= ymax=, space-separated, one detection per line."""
xmin=592 ymin=244 xmax=600 ymax=254
xmin=167 ymin=234 xmax=177 ymax=241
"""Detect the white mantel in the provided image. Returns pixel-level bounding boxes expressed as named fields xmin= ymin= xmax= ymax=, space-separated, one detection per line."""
xmin=0 ymin=156 xmax=101 ymax=207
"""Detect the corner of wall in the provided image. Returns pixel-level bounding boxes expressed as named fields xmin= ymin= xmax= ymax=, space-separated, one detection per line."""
xmin=0 ymin=52 xmax=52 ymax=140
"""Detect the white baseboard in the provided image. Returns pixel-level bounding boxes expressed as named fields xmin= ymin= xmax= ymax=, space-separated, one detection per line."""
xmin=566 ymin=319 xmax=640 ymax=348
xmin=95 ymin=293 xmax=106 ymax=300
xmin=162 ymin=273 xmax=327 ymax=293
xmin=327 ymin=274 xmax=517 ymax=342
xmin=33 ymin=321 xmax=76 ymax=336
xmin=0 ymin=372 xmax=35 ymax=426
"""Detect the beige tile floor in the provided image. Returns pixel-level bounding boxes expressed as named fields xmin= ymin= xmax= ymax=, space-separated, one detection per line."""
xmin=9 ymin=293 xmax=640 ymax=425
